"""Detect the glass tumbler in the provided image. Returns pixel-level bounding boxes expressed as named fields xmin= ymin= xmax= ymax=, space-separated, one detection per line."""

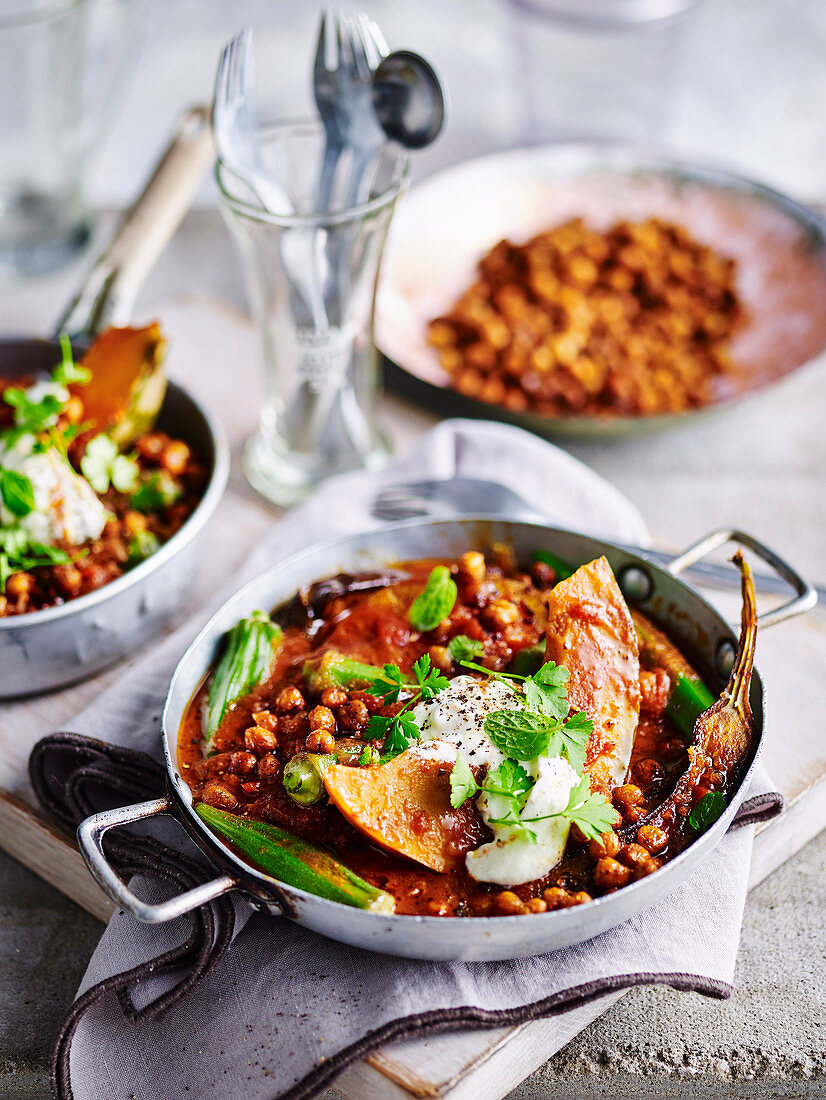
xmin=504 ymin=0 xmax=699 ymax=145
xmin=0 ymin=0 xmax=137 ymax=279
xmin=217 ymin=121 xmax=408 ymax=507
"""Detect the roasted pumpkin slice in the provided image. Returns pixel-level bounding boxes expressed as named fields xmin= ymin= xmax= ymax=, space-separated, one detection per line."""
xmin=323 ymin=747 xmax=487 ymax=872
xmin=74 ymin=324 xmax=167 ymax=444
xmin=544 ymin=556 xmax=641 ymax=795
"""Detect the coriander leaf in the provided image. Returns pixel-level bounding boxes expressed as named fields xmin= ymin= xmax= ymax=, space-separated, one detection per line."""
xmin=457 ymin=656 xmax=523 ymax=682
xmin=364 ymin=663 xmax=407 ymax=704
xmin=523 ymin=661 xmax=570 ymax=720
xmin=80 ymin=435 xmax=119 ymax=492
xmin=484 ymin=709 xmax=556 ymax=761
xmin=448 ymin=634 xmax=484 ymax=662
xmin=482 ymin=758 xmax=534 ymax=803
xmin=518 ymin=776 xmax=618 ymax=842
xmin=412 ymin=653 xmax=449 ymax=700
xmin=548 ymin=711 xmax=593 ymax=774
xmin=130 ymin=470 xmax=181 ymax=512
xmin=382 ymin=711 xmax=421 ymax=757
xmin=127 ymin=529 xmax=160 ymax=565
xmin=110 ymin=454 xmax=139 ymax=493
xmin=364 ymin=715 xmax=393 ymax=742
xmin=688 ymin=790 xmax=727 ymax=833
xmin=0 ymin=469 xmax=35 ymax=517
xmin=52 ymin=334 xmax=91 ymax=386
xmin=409 ymin=565 xmax=457 ymax=632
xmin=357 ymin=745 xmax=372 ymax=766
xmin=449 ymin=752 xmax=479 ymax=808
xmin=4 ymin=386 xmax=64 ymax=432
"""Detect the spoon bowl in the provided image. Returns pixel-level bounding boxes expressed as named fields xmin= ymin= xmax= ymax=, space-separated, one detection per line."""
xmin=372 ymin=50 xmax=445 ymax=150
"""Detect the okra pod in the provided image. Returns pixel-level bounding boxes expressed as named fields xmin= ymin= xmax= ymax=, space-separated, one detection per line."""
xmin=509 ymin=643 xmax=546 ymax=677
xmin=205 ymin=611 xmax=283 ymax=742
xmin=303 ymin=650 xmax=384 ymax=693
xmin=666 ymin=674 xmax=715 ymax=740
xmin=283 ymin=752 xmax=336 ymax=806
xmin=195 ymin=803 xmax=395 ymax=912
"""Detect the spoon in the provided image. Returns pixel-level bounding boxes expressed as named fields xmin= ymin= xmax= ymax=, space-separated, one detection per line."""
xmin=371 ymin=49 xmax=445 ymax=150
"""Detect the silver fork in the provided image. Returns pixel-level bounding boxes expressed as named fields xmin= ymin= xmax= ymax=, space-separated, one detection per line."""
xmin=370 ymin=477 xmax=824 ymax=599
xmin=313 ymin=11 xmax=387 ymax=213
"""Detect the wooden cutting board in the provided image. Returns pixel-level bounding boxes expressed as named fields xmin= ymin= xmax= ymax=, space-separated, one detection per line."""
xmin=1 ymin=297 xmax=825 ymax=1100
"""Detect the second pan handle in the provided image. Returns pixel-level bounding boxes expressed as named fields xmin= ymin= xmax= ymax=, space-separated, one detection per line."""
xmin=54 ymin=105 xmax=214 ymax=343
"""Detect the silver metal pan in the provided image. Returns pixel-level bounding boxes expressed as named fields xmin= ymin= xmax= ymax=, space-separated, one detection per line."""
xmin=77 ymin=520 xmax=815 ymax=962
xmin=0 ymin=108 xmax=229 ymax=696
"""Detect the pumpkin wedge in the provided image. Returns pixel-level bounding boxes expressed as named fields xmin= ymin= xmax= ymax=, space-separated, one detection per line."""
xmin=323 ymin=748 xmax=487 ymax=872
xmin=73 ymin=324 xmax=167 ymax=445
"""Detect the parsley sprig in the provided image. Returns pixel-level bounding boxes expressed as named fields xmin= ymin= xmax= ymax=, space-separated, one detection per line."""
xmin=490 ymin=775 xmax=618 ymax=843
xmin=363 ymin=654 xmax=450 ymax=759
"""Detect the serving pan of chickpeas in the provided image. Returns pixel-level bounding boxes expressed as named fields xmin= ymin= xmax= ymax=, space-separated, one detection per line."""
xmin=377 ymin=144 xmax=826 ymax=436
xmin=77 ymin=518 xmax=815 ymax=961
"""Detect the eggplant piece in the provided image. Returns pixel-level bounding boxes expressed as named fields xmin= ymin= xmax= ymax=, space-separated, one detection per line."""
xmin=625 ymin=552 xmax=757 ymax=842
xmin=273 ymin=569 xmax=408 ymax=630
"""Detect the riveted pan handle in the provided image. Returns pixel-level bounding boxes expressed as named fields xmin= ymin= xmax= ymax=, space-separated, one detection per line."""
xmin=77 ymin=797 xmax=237 ymax=923
xmin=667 ymin=529 xmax=817 ymax=628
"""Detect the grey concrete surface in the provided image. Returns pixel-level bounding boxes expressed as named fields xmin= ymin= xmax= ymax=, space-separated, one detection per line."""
xmin=1 ymin=828 xmax=823 ymax=1098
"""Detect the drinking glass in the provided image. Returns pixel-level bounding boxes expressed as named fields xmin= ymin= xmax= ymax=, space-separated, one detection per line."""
xmin=0 ymin=0 xmax=138 ymax=279
xmin=504 ymin=0 xmax=699 ymax=145
xmin=217 ymin=120 xmax=408 ymax=507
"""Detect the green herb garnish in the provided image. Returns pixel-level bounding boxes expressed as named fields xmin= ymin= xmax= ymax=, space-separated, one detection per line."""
xmin=409 ymin=566 xmax=457 ymax=632
xmin=495 ymin=775 xmax=617 ymax=843
xmin=127 ymin=529 xmax=160 ymax=565
xmin=130 ymin=469 xmax=181 ymax=512
xmin=447 ymin=634 xmax=484 ymax=662
xmin=363 ymin=653 xmax=450 ymax=758
xmin=688 ymin=790 xmax=727 ymax=833
xmin=80 ymin=435 xmax=139 ymax=494
xmin=0 ymin=469 xmax=35 ymax=517
xmin=52 ymin=334 xmax=91 ymax=386
xmin=449 ymin=752 xmax=479 ymax=808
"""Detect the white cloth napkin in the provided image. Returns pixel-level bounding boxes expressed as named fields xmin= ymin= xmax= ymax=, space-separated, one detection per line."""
xmin=56 ymin=420 xmax=778 ymax=1100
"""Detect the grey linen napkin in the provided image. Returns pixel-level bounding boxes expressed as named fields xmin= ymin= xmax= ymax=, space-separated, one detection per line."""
xmin=48 ymin=419 xmax=781 ymax=1100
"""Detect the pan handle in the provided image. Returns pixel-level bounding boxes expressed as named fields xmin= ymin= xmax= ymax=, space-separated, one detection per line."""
xmin=77 ymin=796 xmax=237 ymax=924
xmin=54 ymin=105 xmax=215 ymax=343
xmin=667 ymin=528 xmax=817 ymax=629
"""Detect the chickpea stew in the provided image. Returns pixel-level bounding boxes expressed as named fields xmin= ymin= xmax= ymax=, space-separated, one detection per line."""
xmin=0 ymin=326 xmax=206 ymax=617
xmin=179 ymin=547 xmax=758 ymax=918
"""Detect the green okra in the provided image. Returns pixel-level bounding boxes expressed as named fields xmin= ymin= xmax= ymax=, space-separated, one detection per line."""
xmin=195 ymin=804 xmax=395 ymax=912
xmin=303 ymin=650 xmax=384 ymax=693
xmin=205 ymin=611 xmax=283 ymax=742
xmin=531 ymin=549 xmax=575 ymax=581
xmin=666 ymin=673 xmax=715 ymax=740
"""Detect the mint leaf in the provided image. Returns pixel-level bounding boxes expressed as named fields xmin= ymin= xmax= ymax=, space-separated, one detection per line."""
xmin=484 ymin=709 xmax=557 ymax=761
xmin=0 ymin=469 xmax=35 ymax=517
xmin=409 ymin=566 xmax=457 ymax=632
xmin=448 ymin=634 xmax=484 ymax=662
xmin=688 ymin=790 xmax=726 ymax=833
xmin=523 ymin=661 xmax=569 ymax=719
xmin=449 ymin=753 xmax=479 ymax=808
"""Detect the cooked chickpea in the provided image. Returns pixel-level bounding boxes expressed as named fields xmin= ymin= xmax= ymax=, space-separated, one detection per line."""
xmin=320 ymin=687 xmax=348 ymax=709
xmin=482 ymin=598 xmax=520 ymax=630
xmin=160 ymin=440 xmax=191 ymax=477
xmin=639 ymin=668 xmax=671 ymax=715
xmin=571 ymin=891 xmax=593 ymax=906
xmin=633 ymin=757 xmax=665 ymax=790
xmin=252 ymin=709 xmax=278 ymax=732
xmin=635 ymin=857 xmax=663 ymax=879
xmin=593 ymin=857 xmax=632 ymax=889
xmin=623 ymin=805 xmax=647 ymax=824
xmin=276 ymin=686 xmax=305 ymax=712
xmin=659 ymin=737 xmax=686 ymax=760
xmin=228 ymin=751 xmax=257 ymax=776
xmin=256 ymin=754 xmax=280 ymax=779
xmin=589 ymin=830 xmax=620 ymax=861
xmin=53 ymin=564 xmax=83 ymax=597
xmin=494 ymin=890 xmax=525 ymax=916
xmin=529 ymin=561 xmax=556 ymax=588
xmin=123 ymin=509 xmax=148 ymax=536
xmin=338 ymin=699 xmax=369 ymax=732
xmin=308 ymin=705 xmax=336 ymax=733
xmin=306 ymin=729 xmax=336 ymax=754
xmin=201 ymin=780 xmax=239 ymax=812
xmin=617 ymin=843 xmax=651 ymax=870
xmin=5 ymin=572 xmax=33 ymax=600
xmin=542 ymin=887 xmax=573 ymax=910
xmin=428 ymin=645 xmax=453 ymax=673
xmin=637 ymin=824 xmax=668 ymax=855
xmin=527 ymin=898 xmax=548 ymax=914
xmin=457 ymin=551 xmax=486 ymax=584
xmin=613 ymin=783 xmax=644 ymax=809
xmin=135 ymin=431 xmax=166 ymax=462
xmin=245 ymin=725 xmax=277 ymax=754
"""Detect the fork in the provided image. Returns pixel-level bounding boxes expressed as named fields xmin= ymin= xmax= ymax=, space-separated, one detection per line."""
xmin=370 ymin=477 xmax=824 ymax=599
xmin=313 ymin=11 xmax=388 ymax=213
